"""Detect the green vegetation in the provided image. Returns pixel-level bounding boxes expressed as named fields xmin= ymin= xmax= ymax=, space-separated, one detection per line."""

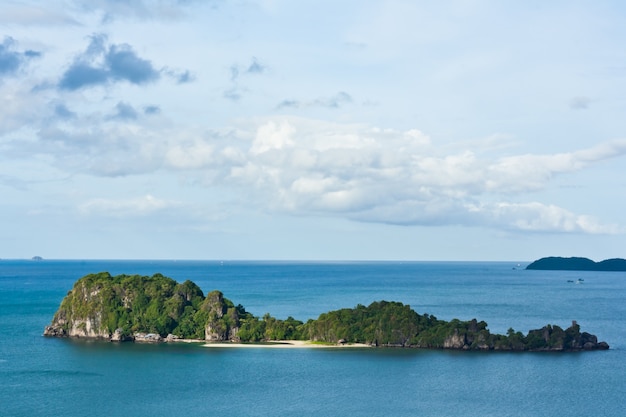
xmin=299 ymin=302 xmax=607 ymax=351
xmin=45 ymin=272 xmax=300 ymax=342
xmin=50 ymin=272 xmax=209 ymax=339
xmin=300 ymin=301 xmax=439 ymax=346
xmin=44 ymin=272 xmax=609 ymax=351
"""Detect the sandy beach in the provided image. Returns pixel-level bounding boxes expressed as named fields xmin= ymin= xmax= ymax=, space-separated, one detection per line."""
xmin=202 ymin=340 xmax=371 ymax=349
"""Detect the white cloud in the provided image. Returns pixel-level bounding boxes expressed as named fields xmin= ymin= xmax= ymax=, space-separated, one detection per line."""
xmin=470 ymin=202 xmax=622 ymax=235
xmin=251 ymin=120 xmax=295 ymax=154
xmin=5 ymin=111 xmax=626 ymax=234
xmin=165 ymin=139 xmax=215 ymax=170
xmin=486 ymin=140 xmax=626 ymax=193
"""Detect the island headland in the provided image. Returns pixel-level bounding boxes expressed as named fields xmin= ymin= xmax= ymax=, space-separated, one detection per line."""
xmin=44 ymin=272 xmax=609 ymax=351
xmin=526 ymin=256 xmax=626 ymax=271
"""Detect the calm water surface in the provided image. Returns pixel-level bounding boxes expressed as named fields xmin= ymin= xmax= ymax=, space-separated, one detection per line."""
xmin=1 ymin=260 xmax=624 ymax=416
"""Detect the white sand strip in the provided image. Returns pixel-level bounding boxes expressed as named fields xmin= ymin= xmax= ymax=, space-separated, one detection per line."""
xmin=202 ymin=340 xmax=370 ymax=349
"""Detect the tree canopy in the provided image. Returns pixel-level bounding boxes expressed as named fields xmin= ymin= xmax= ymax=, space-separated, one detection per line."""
xmin=45 ymin=272 xmax=609 ymax=351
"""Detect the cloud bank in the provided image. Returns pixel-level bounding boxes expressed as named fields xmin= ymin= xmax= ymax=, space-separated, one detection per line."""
xmin=10 ymin=109 xmax=624 ymax=234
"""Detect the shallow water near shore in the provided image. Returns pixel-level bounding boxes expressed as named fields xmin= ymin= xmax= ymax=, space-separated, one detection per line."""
xmin=1 ymin=260 xmax=625 ymax=416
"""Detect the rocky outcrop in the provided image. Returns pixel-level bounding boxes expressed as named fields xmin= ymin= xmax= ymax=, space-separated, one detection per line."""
xmin=435 ymin=320 xmax=610 ymax=352
xmin=133 ymin=333 xmax=163 ymax=343
xmin=201 ymin=290 xmax=241 ymax=341
xmin=520 ymin=321 xmax=609 ymax=351
xmin=44 ymin=272 xmax=243 ymax=343
xmin=110 ymin=328 xmax=133 ymax=342
xmin=43 ymin=325 xmax=66 ymax=337
xmin=44 ymin=280 xmax=114 ymax=339
xmin=443 ymin=330 xmax=466 ymax=349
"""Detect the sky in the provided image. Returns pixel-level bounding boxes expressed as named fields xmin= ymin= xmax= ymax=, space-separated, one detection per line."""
xmin=1 ymin=0 xmax=626 ymax=261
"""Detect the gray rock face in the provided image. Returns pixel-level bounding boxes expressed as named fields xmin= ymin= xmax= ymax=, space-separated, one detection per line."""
xmin=43 ymin=281 xmax=113 ymax=339
xmin=110 ymin=328 xmax=133 ymax=342
xmin=165 ymin=334 xmax=180 ymax=342
xmin=201 ymin=290 xmax=240 ymax=342
xmin=45 ymin=312 xmax=111 ymax=339
xmin=521 ymin=321 xmax=609 ymax=351
xmin=43 ymin=325 xmax=66 ymax=337
xmin=443 ymin=330 xmax=466 ymax=349
xmin=133 ymin=333 xmax=163 ymax=343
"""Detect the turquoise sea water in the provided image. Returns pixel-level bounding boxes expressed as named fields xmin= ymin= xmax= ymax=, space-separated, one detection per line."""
xmin=1 ymin=260 xmax=625 ymax=416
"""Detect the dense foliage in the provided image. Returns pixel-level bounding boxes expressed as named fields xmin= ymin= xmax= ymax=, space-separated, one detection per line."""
xmin=300 ymin=301 xmax=440 ymax=346
xmin=53 ymin=272 xmax=208 ymax=338
xmin=299 ymin=301 xmax=600 ymax=350
xmin=46 ymin=272 xmax=608 ymax=351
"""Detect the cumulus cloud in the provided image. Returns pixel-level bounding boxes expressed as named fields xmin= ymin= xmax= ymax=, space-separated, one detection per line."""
xmin=58 ymin=34 xmax=161 ymax=90
xmin=7 ymin=113 xmax=625 ymax=234
xmin=0 ymin=37 xmax=41 ymax=77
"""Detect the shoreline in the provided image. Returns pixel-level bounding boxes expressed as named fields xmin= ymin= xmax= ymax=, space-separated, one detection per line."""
xmin=201 ymin=340 xmax=371 ymax=349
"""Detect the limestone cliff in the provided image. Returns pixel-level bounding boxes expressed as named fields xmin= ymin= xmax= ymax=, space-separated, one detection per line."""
xmin=44 ymin=273 xmax=122 ymax=339
xmin=44 ymin=272 xmax=242 ymax=342
xmin=200 ymin=290 xmax=241 ymax=342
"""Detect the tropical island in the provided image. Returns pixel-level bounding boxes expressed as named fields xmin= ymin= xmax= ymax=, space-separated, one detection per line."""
xmin=526 ymin=256 xmax=626 ymax=271
xmin=44 ymin=272 xmax=609 ymax=351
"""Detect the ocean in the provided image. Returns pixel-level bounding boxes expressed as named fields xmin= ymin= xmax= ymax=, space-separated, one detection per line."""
xmin=1 ymin=260 xmax=624 ymax=416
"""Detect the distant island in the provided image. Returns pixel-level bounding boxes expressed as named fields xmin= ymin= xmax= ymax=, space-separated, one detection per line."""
xmin=526 ymin=257 xmax=626 ymax=271
xmin=44 ymin=272 xmax=609 ymax=351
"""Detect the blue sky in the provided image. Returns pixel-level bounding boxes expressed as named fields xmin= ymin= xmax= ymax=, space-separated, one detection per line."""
xmin=1 ymin=0 xmax=626 ymax=261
